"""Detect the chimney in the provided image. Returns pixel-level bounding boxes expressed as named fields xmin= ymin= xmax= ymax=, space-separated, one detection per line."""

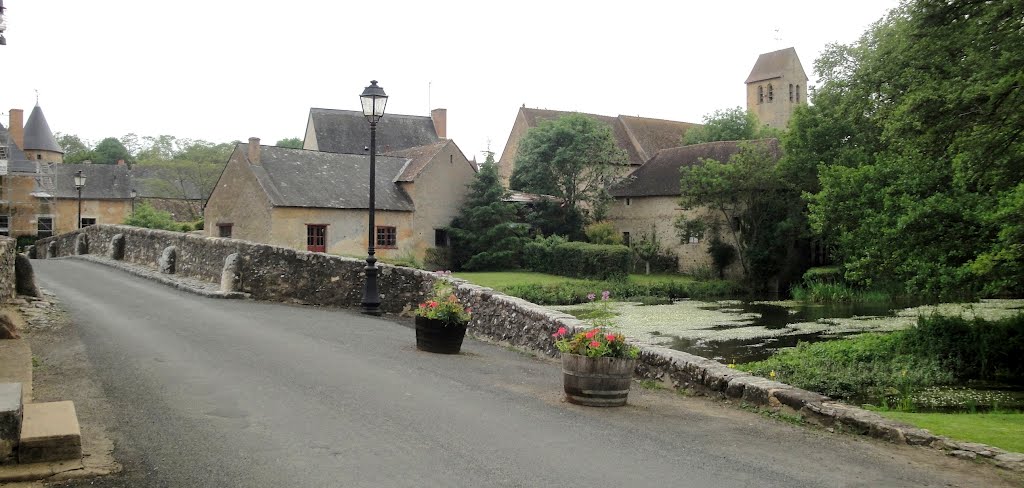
xmin=430 ymin=108 xmax=447 ymax=139
xmin=9 ymin=108 xmax=24 ymax=149
xmin=247 ymin=137 xmax=261 ymax=164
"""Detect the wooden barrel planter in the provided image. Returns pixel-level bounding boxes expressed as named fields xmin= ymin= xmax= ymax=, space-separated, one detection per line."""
xmin=415 ymin=316 xmax=467 ymax=354
xmin=561 ymin=354 xmax=637 ymax=407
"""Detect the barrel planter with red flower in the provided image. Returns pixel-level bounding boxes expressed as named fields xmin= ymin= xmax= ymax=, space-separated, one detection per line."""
xmin=552 ymin=322 xmax=640 ymax=407
xmin=415 ymin=316 xmax=467 ymax=354
xmin=414 ymin=281 xmax=471 ymax=354
xmin=561 ymin=354 xmax=637 ymax=407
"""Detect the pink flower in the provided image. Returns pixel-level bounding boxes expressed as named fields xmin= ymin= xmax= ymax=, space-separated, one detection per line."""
xmin=428 ymin=301 xmax=438 ymax=308
xmin=586 ymin=293 xmax=596 ymax=301
xmin=419 ymin=303 xmax=426 ymax=309
xmin=606 ymin=333 xmax=617 ymax=341
xmin=589 ymin=341 xmax=601 ymax=348
xmin=552 ymin=326 xmax=567 ymax=338
xmin=585 ymin=329 xmax=598 ymax=339
xmin=601 ymin=290 xmax=610 ymax=301
xmin=466 ymin=307 xmax=472 ymax=314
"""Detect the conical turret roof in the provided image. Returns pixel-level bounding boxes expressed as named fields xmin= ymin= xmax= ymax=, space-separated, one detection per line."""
xmin=23 ymin=104 xmax=64 ymax=153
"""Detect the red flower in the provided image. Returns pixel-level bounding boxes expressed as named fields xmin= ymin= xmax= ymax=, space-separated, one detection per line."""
xmin=585 ymin=330 xmax=598 ymax=339
xmin=589 ymin=341 xmax=601 ymax=348
xmin=429 ymin=301 xmax=438 ymax=308
xmin=419 ymin=303 xmax=426 ymax=309
xmin=606 ymin=333 xmax=617 ymax=341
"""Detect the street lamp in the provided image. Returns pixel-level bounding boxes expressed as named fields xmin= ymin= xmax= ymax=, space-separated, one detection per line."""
xmin=359 ymin=80 xmax=388 ymax=315
xmin=130 ymin=188 xmax=137 ymax=216
xmin=74 ymin=170 xmax=87 ymax=229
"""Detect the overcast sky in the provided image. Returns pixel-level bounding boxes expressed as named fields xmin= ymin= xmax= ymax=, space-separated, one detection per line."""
xmin=1 ymin=0 xmax=899 ymax=161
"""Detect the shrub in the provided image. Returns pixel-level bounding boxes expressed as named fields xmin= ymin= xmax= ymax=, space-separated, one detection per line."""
xmin=193 ymin=218 xmax=205 ymax=231
xmin=423 ymin=247 xmax=452 ymax=271
xmin=902 ymin=314 xmax=1024 ymax=382
xmin=707 ymin=237 xmax=736 ymax=279
xmin=16 ymin=236 xmax=38 ymax=251
xmin=584 ymin=221 xmax=622 ymax=245
xmin=522 ymin=235 xmax=566 ymax=270
xmin=545 ymin=241 xmax=630 ymax=280
xmin=123 ymin=202 xmax=180 ymax=231
xmin=802 ymin=266 xmax=843 ymax=285
xmin=502 ymin=278 xmax=741 ymax=305
xmin=630 ymin=251 xmax=678 ymax=274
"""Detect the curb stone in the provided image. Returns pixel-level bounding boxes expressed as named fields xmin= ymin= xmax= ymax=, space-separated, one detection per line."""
xmin=66 ymin=255 xmax=248 ymax=300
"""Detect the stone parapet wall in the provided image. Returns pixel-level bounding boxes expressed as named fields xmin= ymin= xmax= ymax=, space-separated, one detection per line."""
xmin=0 ymin=237 xmax=15 ymax=302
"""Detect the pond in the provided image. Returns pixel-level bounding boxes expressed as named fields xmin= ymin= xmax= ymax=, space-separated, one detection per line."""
xmin=551 ymin=298 xmax=1024 ymax=364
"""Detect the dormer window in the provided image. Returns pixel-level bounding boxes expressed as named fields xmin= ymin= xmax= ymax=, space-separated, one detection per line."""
xmin=757 ymin=86 xmax=764 ymax=104
xmin=768 ymin=84 xmax=774 ymax=102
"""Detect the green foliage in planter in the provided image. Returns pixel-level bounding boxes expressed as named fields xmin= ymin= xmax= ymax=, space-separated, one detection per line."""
xmin=546 ymin=241 xmax=630 ymax=280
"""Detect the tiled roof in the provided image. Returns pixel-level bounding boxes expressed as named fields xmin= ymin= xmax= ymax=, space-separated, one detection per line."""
xmin=22 ymin=105 xmax=63 ymax=153
xmin=308 ymin=108 xmax=439 ymax=155
xmin=745 ymin=47 xmax=803 ymax=84
xmin=518 ymin=108 xmax=695 ymax=166
xmin=609 ymin=139 xmax=781 ymax=197
xmin=245 ymin=144 xmax=414 ymax=211
xmin=53 ymin=164 xmax=133 ymax=199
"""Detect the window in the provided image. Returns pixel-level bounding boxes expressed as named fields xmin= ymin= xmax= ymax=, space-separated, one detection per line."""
xmin=789 ymin=84 xmax=794 ymax=102
xmin=796 ymin=84 xmax=801 ymax=103
xmin=37 ymin=217 xmax=53 ymax=238
xmin=218 ymin=223 xmax=233 ymax=238
xmin=434 ymin=228 xmax=449 ymax=247
xmin=757 ymin=86 xmax=764 ymax=104
xmin=767 ymin=84 xmax=774 ymax=102
xmin=0 ymin=215 xmax=9 ymax=236
xmin=80 ymin=217 xmax=97 ymax=228
xmin=37 ymin=154 xmax=42 ymax=160
xmin=376 ymin=226 xmax=397 ymax=248
xmin=622 ymin=232 xmax=631 ymax=246
xmin=306 ymin=224 xmax=327 ymax=252
xmin=688 ymin=236 xmax=700 ymax=245
xmin=625 ymin=198 xmax=631 ymax=206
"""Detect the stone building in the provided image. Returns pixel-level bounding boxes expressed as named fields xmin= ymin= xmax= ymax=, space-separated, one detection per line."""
xmin=607 ymin=139 xmax=780 ymax=277
xmin=1 ymin=105 xmax=132 ymax=239
xmin=204 ymin=136 xmax=476 ymax=261
xmin=745 ymin=47 xmax=809 ymax=130
xmin=496 ymin=106 xmax=697 ymax=188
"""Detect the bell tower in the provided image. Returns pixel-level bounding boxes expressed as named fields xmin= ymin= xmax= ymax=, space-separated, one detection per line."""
xmin=745 ymin=47 xmax=808 ymax=130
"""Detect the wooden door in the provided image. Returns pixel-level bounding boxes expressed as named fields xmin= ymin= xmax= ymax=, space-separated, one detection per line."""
xmin=306 ymin=225 xmax=327 ymax=252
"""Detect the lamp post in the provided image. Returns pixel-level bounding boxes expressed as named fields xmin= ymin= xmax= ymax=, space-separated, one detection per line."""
xmin=359 ymin=80 xmax=388 ymax=315
xmin=73 ymin=170 xmax=86 ymax=229
xmin=130 ymin=188 xmax=137 ymax=216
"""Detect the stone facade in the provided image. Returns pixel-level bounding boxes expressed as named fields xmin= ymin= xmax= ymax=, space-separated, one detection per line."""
xmin=606 ymin=195 xmax=743 ymax=278
xmin=0 ymin=237 xmax=15 ymax=302
xmin=745 ymin=47 xmax=809 ymax=130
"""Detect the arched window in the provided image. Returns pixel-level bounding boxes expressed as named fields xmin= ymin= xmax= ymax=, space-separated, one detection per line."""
xmin=796 ymin=84 xmax=801 ymax=103
xmin=789 ymin=84 xmax=794 ymax=102
xmin=758 ymin=85 xmax=764 ymax=104
xmin=768 ymin=84 xmax=774 ymax=102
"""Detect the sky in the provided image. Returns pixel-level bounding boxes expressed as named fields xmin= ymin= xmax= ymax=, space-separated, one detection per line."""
xmin=0 ymin=0 xmax=899 ymax=162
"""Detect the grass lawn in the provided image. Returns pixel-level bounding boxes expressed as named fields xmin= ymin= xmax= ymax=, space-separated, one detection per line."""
xmin=453 ymin=271 xmax=699 ymax=291
xmin=873 ymin=410 xmax=1024 ymax=453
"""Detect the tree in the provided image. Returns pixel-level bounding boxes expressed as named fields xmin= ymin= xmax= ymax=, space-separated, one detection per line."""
xmin=92 ymin=137 xmax=133 ymax=165
xmin=448 ymin=152 xmax=526 ymax=270
xmin=683 ymin=107 xmax=778 ymax=145
xmin=630 ymin=226 xmax=662 ymax=275
xmin=54 ymin=133 xmax=90 ymax=161
xmin=123 ymin=201 xmax=179 ymax=231
xmin=509 ymin=114 xmax=627 ymax=225
xmin=793 ymin=0 xmax=1024 ymax=296
xmin=276 ymin=137 xmax=303 ymax=149
xmin=136 ymin=139 xmax=232 ymax=219
xmin=677 ymin=141 xmax=798 ymax=287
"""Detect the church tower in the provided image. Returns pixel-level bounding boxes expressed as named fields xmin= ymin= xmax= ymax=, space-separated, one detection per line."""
xmin=745 ymin=47 xmax=808 ymax=130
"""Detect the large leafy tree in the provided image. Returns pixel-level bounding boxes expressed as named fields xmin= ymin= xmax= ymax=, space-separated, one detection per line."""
xmin=448 ymin=152 xmax=526 ymax=270
xmin=509 ymin=114 xmax=627 ymax=224
xmin=678 ymin=142 xmax=797 ymax=287
xmin=54 ymin=133 xmax=91 ymax=162
xmin=92 ymin=137 xmax=133 ymax=165
xmin=135 ymin=138 xmax=233 ymax=219
xmin=794 ymin=0 xmax=1024 ymax=296
xmin=275 ymin=137 xmax=303 ymax=149
xmin=683 ymin=107 xmax=778 ymax=145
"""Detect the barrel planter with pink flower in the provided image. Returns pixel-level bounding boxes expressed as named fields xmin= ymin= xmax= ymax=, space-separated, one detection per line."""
xmin=552 ymin=325 xmax=639 ymax=407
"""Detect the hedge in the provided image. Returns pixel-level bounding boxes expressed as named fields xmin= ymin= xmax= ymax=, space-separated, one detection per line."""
xmin=540 ymin=241 xmax=631 ymax=280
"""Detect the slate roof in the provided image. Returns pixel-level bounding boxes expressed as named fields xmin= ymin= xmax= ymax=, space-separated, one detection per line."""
xmin=22 ymin=105 xmax=63 ymax=153
xmin=245 ymin=144 xmax=414 ymax=211
xmin=385 ymin=140 xmax=476 ymax=182
xmin=307 ymin=108 xmax=439 ymax=155
xmin=745 ymin=47 xmax=804 ymax=84
xmin=52 ymin=163 xmax=134 ymax=199
xmin=517 ymin=108 xmax=695 ymax=166
xmin=609 ymin=139 xmax=781 ymax=198
xmin=0 ymin=122 xmax=29 ymax=163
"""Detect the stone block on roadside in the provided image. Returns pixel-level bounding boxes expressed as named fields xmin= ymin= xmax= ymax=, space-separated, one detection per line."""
xmin=15 ymin=254 xmax=42 ymax=298
xmin=0 ymin=383 xmax=23 ymax=465
xmin=18 ymin=401 xmax=82 ymax=464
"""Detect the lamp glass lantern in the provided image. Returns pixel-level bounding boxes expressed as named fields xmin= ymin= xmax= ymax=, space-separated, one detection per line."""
xmin=360 ymin=80 xmax=388 ymax=124
xmin=74 ymin=170 xmax=86 ymax=189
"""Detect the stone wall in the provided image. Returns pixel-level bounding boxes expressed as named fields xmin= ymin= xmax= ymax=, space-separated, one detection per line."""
xmin=0 ymin=237 xmax=15 ymax=302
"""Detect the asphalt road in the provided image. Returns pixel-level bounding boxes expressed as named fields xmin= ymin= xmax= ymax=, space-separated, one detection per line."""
xmin=32 ymin=259 xmax=1009 ymax=488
